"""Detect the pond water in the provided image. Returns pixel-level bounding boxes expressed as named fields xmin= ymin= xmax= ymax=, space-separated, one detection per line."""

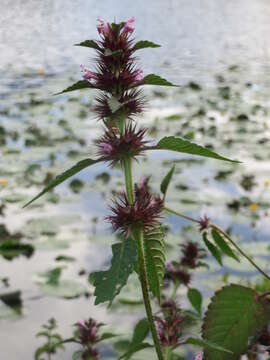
xmin=1 ymin=1 xmax=270 ymax=359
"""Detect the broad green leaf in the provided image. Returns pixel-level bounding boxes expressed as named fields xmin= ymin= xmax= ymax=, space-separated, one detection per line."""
xmin=74 ymin=40 xmax=100 ymax=50
xmin=202 ymin=284 xmax=269 ymax=360
xmin=160 ymin=164 xmax=175 ymax=198
xmin=90 ymin=238 xmax=137 ymax=305
xmin=155 ymin=136 xmax=240 ymax=163
xmin=143 ymin=226 xmax=166 ymax=302
xmin=133 ymin=40 xmax=161 ymax=50
xmin=184 ymin=338 xmax=232 ymax=354
xmin=187 ymin=288 xmax=203 ymax=315
xmin=55 ymin=80 xmax=95 ymax=95
xmin=202 ymin=232 xmax=222 ymax=266
xmin=211 ymin=229 xmax=239 ymax=262
xmin=142 ymin=74 xmax=178 ymax=87
xmin=23 ymin=158 xmax=99 ymax=207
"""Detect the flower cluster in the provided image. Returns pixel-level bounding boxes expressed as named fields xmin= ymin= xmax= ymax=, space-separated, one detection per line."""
xmin=155 ymin=300 xmax=185 ymax=348
xmin=75 ymin=318 xmax=101 ymax=359
xmin=107 ymin=178 xmax=163 ymax=235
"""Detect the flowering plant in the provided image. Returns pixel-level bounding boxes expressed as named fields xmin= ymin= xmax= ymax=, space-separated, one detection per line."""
xmin=27 ymin=17 xmax=270 ymax=360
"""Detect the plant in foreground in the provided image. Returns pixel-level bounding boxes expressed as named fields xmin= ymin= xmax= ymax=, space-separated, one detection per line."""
xmin=26 ymin=16 xmax=270 ymax=360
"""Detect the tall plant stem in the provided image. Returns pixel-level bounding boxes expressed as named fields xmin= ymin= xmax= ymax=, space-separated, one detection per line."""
xmin=132 ymin=226 xmax=164 ymax=360
xmin=164 ymin=346 xmax=172 ymax=360
xmin=164 ymin=206 xmax=270 ymax=282
xmin=122 ymin=157 xmax=164 ymax=360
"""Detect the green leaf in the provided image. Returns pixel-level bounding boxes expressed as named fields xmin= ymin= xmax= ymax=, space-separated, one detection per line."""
xmin=99 ymin=332 xmax=118 ymax=342
xmin=143 ymin=226 xmax=166 ymax=302
xmin=74 ymin=40 xmax=100 ymax=50
xmin=119 ymin=343 xmax=153 ymax=360
xmin=142 ymin=74 xmax=178 ymax=87
xmin=211 ymin=229 xmax=239 ymax=262
xmin=23 ymin=158 xmax=99 ymax=207
xmin=133 ymin=40 xmax=161 ymax=50
xmin=187 ymin=288 xmax=203 ymax=315
xmin=160 ymin=165 xmax=175 ymax=198
xmin=184 ymin=337 xmax=232 ymax=354
xmin=202 ymin=232 xmax=222 ymax=266
xmin=202 ymin=284 xmax=270 ymax=360
xmin=55 ymin=80 xmax=95 ymax=95
xmin=90 ymin=238 xmax=137 ymax=305
xmin=155 ymin=136 xmax=240 ymax=163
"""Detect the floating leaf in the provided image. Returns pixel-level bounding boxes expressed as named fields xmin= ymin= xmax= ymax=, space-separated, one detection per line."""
xmin=74 ymin=40 xmax=100 ymax=50
xmin=0 ymin=240 xmax=34 ymax=260
xmin=187 ymin=288 xmax=203 ymax=315
xmin=155 ymin=136 xmax=240 ymax=163
xmin=202 ymin=284 xmax=269 ymax=360
xmin=133 ymin=40 xmax=161 ymax=50
xmin=142 ymin=74 xmax=178 ymax=87
xmin=160 ymin=164 xmax=175 ymax=198
xmin=90 ymin=237 xmax=137 ymax=305
xmin=23 ymin=158 xmax=99 ymax=207
xmin=202 ymin=232 xmax=222 ymax=266
xmin=143 ymin=226 xmax=166 ymax=302
xmin=211 ymin=228 xmax=239 ymax=262
xmin=55 ymin=80 xmax=95 ymax=95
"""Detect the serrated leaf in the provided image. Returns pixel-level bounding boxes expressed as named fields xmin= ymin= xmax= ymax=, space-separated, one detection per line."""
xmin=188 ymin=288 xmax=203 ymax=315
xmin=133 ymin=40 xmax=161 ymax=50
xmin=142 ymin=74 xmax=178 ymax=87
xmin=90 ymin=238 xmax=137 ymax=305
xmin=202 ymin=284 xmax=269 ymax=360
xmin=211 ymin=229 xmax=239 ymax=262
xmin=23 ymin=158 xmax=99 ymax=207
xmin=55 ymin=80 xmax=95 ymax=95
xmin=184 ymin=337 xmax=232 ymax=354
xmin=155 ymin=136 xmax=240 ymax=163
xmin=74 ymin=40 xmax=100 ymax=50
xmin=160 ymin=164 xmax=175 ymax=198
xmin=143 ymin=226 xmax=166 ymax=302
xmin=202 ymin=232 xmax=222 ymax=266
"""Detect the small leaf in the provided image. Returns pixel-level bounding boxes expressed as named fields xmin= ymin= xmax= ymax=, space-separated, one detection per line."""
xmin=160 ymin=165 xmax=175 ymax=198
xmin=211 ymin=229 xmax=239 ymax=262
xmin=188 ymin=288 xmax=203 ymax=315
xmin=99 ymin=332 xmax=118 ymax=342
xmin=202 ymin=232 xmax=222 ymax=266
xmin=23 ymin=158 xmax=99 ymax=207
xmin=74 ymin=40 xmax=100 ymax=50
xmin=143 ymin=226 xmax=166 ymax=302
xmin=133 ymin=40 xmax=161 ymax=50
xmin=155 ymin=136 xmax=240 ymax=163
xmin=184 ymin=338 xmax=232 ymax=354
xmin=119 ymin=343 xmax=153 ymax=360
xmin=142 ymin=74 xmax=178 ymax=87
xmin=90 ymin=238 xmax=137 ymax=305
xmin=202 ymin=284 xmax=270 ymax=360
xmin=55 ymin=80 xmax=95 ymax=95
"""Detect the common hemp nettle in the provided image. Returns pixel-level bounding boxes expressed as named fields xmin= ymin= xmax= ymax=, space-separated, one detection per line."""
xmin=26 ymin=16 xmax=270 ymax=360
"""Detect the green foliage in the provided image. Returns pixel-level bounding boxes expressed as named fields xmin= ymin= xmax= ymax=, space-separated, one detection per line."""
xmin=202 ymin=232 xmax=223 ymax=265
xmin=133 ymin=40 xmax=161 ymax=50
xmin=0 ymin=240 xmax=34 ymax=260
xmin=211 ymin=229 xmax=239 ymax=262
xmin=143 ymin=226 xmax=166 ymax=303
xmin=90 ymin=237 xmax=137 ymax=305
xmin=187 ymin=288 xmax=203 ymax=315
xmin=184 ymin=338 xmax=232 ymax=354
xmin=142 ymin=74 xmax=178 ymax=87
xmin=74 ymin=39 xmax=100 ymax=49
xmin=160 ymin=164 xmax=175 ymax=198
xmin=23 ymin=158 xmax=99 ymax=207
xmin=156 ymin=136 xmax=239 ymax=162
xmin=55 ymin=80 xmax=95 ymax=95
xmin=202 ymin=284 xmax=269 ymax=360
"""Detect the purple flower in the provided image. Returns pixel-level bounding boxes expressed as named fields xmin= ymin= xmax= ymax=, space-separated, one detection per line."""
xmin=97 ymin=17 xmax=109 ymax=35
xmin=80 ymin=65 xmax=98 ymax=81
xmin=199 ymin=215 xmax=210 ymax=232
xmin=75 ymin=318 xmax=101 ymax=345
xmin=124 ymin=16 xmax=136 ymax=33
xmin=134 ymin=69 xmax=144 ymax=81
xmin=165 ymin=262 xmax=191 ymax=286
xmin=180 ymin=241 xmax=206 ymax=269
xmin=194 ymin=352 xmax=204 ymax=360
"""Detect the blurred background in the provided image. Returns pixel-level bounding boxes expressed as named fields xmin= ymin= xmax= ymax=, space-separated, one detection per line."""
xmin=1 ymin=0 xmax=270 ymax=359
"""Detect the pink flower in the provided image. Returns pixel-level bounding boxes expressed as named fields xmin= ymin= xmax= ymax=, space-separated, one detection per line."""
xmin=194 ymin=352 xmax=204 ymax=360
xmin=97 ymin=17 xmax=109 ymax=35
xmin=124 ymin=16 xmax=136 ymax=33
xmin=134 ymin=69 xmax=143 ymax=81
xmin=80 ymin=65 xmax=98 ymax=81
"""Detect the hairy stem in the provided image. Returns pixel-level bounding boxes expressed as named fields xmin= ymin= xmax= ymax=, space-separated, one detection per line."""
xmin=132 ymin=226 xmax=164 ymax=360
xmin=123 ymin=157 xmax=134 ymax=204
xmin=164 ymin=206 xmax=270 ymax=282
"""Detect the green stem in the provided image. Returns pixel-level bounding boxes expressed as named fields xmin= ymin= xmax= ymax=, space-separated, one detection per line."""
xmin=132 ymin=226 xmax=164 ymax=360
xmin=164 ymin=346 xmax=172 ymax=360
xmin=164 ymin=207 xmax=200 ymax=224
xmin=123 ymin=157 xmax=134 ymax=204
